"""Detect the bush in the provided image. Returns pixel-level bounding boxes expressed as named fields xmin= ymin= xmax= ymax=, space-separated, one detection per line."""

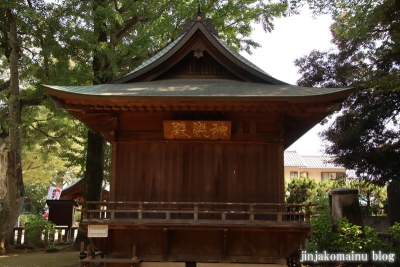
xmin=286 ymin=177 xmax=317 ymax=204
xmin=388 ymin=222 xmax=400 ymax=243
xmin=24 ymin=215 xmax=56 ymax=248
xmin=305 ymin=195 xmax=397 ymax=266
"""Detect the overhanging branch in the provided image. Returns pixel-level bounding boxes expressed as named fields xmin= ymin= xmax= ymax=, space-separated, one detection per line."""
xmin=116 ymin=15 xmax=149 ymax=42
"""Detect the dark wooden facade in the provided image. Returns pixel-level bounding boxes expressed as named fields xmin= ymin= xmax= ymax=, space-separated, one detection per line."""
xmin=114 ymin=142 xmax=281 ymax=203
xmin=44 ymin=9 xmax=353 ymax=266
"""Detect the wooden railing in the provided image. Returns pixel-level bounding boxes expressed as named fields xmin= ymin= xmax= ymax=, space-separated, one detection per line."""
xmin=82 ymin=201 xmax=313 ymax=224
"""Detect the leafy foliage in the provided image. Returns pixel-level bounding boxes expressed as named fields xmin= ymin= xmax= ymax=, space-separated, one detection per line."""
xmin=348 ymin=178 xmax=388 ymax=216
xmin=291 ymin=0 xmax=400 ymax=185
xmin=388 ymin=222 xmax=400 ymax=243
xmin=286 ymin=177 xmax=317 ymax=204
xmin=286 ymin=176 xmax=387 ymax=216
xmin=306 ymin=196 xmax=391 ymax=264
xmin=56 ymin=0 xmax=290 ymax=83
xmin=0 ymin=0 xmax=89 ymax=186
xmin=24 ymin=215 xmax=55 ymax=248
xmin=23 ymin=182 xmax=48 ymax=215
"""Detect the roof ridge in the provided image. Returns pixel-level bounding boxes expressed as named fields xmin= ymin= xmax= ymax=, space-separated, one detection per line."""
xmin=109 ymin=9 xmax=290 ymax=85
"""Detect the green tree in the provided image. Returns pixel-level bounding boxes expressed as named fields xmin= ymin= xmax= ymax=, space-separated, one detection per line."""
xmin=348 ymin=178 xmax=387 ymax=216
xmin=0 ymin=2 xmax=25 ymax=254
xmin=23 ymin=182 xmax=48 ymax=215
xmin=291 ymin=0 xmax=400 ymax=185
xmin=0 ymin=0 xmax=87 ymax=252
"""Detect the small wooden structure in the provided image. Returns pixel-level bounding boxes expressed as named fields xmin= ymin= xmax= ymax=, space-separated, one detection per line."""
xmin=46 ymin=200 xmax=77 ymax=242
xmin=59 ymin=178 xmax=110 ymax=201
xmin=43 ymin=8 xmax=353 ymax=267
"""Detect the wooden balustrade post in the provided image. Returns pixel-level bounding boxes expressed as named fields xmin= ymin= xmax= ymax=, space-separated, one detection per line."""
xmin=278 ymin=205 xmax=283 ymax=221
xmin=250 ymin=204 xmax=254 ymax=221
xmin=194 ymin=203 xmax=198 ymax=220
xmin=139 ymin=203 xmax=143 ymax=219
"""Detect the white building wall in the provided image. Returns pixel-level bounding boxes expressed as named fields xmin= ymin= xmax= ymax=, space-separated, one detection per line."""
xmin=284 ymin=167 xmax=346 ymax=183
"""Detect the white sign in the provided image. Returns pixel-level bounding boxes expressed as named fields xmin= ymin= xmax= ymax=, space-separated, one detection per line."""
xmin=47 ymin=187 xmax=62 ymax=200
xmin=88 ymin=225 xmax=108 ymax=238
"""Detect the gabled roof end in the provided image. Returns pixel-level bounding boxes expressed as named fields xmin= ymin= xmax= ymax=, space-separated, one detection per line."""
xmin=181 ymin=5 xmax=219 ymax=37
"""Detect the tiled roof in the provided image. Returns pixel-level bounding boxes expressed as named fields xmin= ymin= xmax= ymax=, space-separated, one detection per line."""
xmin=284 ymin=151 xmax=344 ymax=169
xmin=301 ymin=155 xmax=344 ymax=169
xmin=122 ymin=34 xmax=185 ymax=78
xmin=43 ymin=79 xmax=352 ymax=100
xmin=284 ymin=151 xmax=306 ymax=167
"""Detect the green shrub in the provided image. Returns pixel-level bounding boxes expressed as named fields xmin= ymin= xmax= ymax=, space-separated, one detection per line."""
xmin=286 ymin=177 xmax=317 ymax=204
xmin=305 ymin=195 xmax=398 ymax=266
xmin=388 ymin=222 xmax=400 ymax=243
xmin=24 ymin=215 xmax=56 ymax=248
xmin=306 ymin=194 xmax=383 ymax=251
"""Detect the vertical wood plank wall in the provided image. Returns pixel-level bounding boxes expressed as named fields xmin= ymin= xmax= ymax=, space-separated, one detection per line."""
xmin=114 ymin=142 xmax=282 ymax=203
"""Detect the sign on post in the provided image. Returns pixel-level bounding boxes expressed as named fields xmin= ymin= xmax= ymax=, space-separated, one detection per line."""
xmin=88 ymin=225 xmax=108 ymax=238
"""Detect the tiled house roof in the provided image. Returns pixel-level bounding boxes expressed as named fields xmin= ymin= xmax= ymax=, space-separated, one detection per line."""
xmin=301 ymin=155 xmax=344 ymax=169
xmin=284 ymin=151 xmax=306 ymax=167
xmin=284 ymin=151 xmax=344 ymax=169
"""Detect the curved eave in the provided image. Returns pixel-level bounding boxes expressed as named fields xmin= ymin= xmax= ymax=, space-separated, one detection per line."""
xmin=110 ymin=22 xmax=287 ymax=85
xmin=43 ymin=80 xmax=354 ymax=104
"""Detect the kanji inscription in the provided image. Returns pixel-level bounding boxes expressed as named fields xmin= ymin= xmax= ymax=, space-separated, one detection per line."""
xmin=164 ymin=121 xmax=231 ymax=140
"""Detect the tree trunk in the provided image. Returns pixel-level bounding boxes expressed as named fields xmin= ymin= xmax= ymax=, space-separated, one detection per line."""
xmin=73 ymin=130 xmax=105 ymax=250
xmin=0 ymin=151 xmax=6 ymax=199
xmin=74 ymin=1 xmax=108 ymax=249
xmin=0 ymin=9 xmax=24 ymax=254
xmin=83 ymin=130 xmax=105 ymax=202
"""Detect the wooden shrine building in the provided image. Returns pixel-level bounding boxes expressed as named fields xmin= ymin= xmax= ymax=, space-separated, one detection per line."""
xmin=44 ymin=9 xmax=353 ymax=267
xmin=59 ymin=178 xmax=110 ymax=202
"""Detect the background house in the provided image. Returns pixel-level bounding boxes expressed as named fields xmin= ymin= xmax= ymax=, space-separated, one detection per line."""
xmin=284 ymin=151 xmax=346 ymax=182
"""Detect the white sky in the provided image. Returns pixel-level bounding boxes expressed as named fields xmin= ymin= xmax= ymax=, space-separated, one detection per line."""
xmin=240 ymin=8 xmax=334 ymax=155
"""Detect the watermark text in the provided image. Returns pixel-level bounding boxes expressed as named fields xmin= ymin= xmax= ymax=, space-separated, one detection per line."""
xmin=300 ymin=250 xmax=395 ymax=263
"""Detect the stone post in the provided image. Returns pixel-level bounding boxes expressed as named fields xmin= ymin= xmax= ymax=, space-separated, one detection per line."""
xmin=330 ymin=188 xmax=363 ymax=227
